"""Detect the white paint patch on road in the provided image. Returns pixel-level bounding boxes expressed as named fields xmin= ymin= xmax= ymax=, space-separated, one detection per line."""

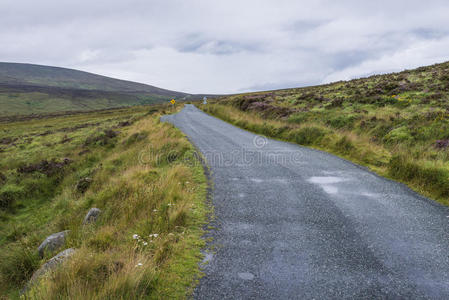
xmin=308 ymin=176 xmax=344 ymax=184
xmin=361 ymin=192 xmax=379 ymax=197
xmin=322 ymin=185 xmax=339 ymax=194
xmin=273 ymin=178 xmax=289 ymax=184
xmin=250 ymin=178 xmax=264 ymax=183
xmin=238 ymin=272 xmax=255 ymax=280
xmin=308 ymin=176 xmax=346 ymax=195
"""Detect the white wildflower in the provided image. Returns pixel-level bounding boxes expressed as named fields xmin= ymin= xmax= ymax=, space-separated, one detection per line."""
xmin=132 ymin=234 xmax=139 ymax=240
xmin=135 ymin=262 xmax=143 ymax=267
xmin=143 ymin=241 xmax=148 ymax=246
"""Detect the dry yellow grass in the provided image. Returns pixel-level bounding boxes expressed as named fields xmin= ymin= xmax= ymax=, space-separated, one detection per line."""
xmin=0 ymin=105 xmax=210 ymax=299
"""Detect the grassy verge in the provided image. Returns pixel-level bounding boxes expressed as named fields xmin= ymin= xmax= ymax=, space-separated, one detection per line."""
xmin=0 ymin=104 xmax=209 ymax=298
xmin=199 ymin=80 xmax=449 ymax=206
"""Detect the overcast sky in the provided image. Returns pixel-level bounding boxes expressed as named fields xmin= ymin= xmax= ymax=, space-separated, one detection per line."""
xmin=1 ymin=0 xmax=449 ymax=94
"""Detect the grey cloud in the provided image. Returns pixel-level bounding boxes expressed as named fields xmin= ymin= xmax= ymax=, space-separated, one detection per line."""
xmin=284 ymin=19 xmax=329 ymax=34
xmin=242 ymin=79 xmax=318 ymax=93
xmin=411 ymin=28 xmax=449 ymax=39
xmin=328 ymin=50 xmax=376 ymax=71
xmin=176 ymin=33 xmax=263 ymax=55
xmin=1 ymin=0 xmax=449 ymax=94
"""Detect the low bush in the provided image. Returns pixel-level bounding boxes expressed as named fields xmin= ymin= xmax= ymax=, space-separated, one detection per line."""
xmin=383 ymin=126 xmax=414 ymax=144
xmin=327 ymin=115 xmax=356 ymax=129
xmin=0 ymin=184 xmax=24 ymax=211
xmin=388 ymin=155 xmax=449 ymax=198
xmin=287 ymin=113 xmax=308 ymax=124
xmin=125 ymin=131 xmax=149 ymax=146
xmin=294 ymin=126 xmax=327 ymax=146
xmin=335 ymin=136 xmax=355 ymax=154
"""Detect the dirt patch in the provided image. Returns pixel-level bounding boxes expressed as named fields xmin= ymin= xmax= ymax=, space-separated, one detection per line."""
xmin=17 ymin=158 xmax=72 ymax=176
xmin=117 ymin=121 xmax=132 ymax=127
xmin=84 ymin=129 xmax=118 ymax=146
xmin=0 ymin=137 xmax=17 ymax=145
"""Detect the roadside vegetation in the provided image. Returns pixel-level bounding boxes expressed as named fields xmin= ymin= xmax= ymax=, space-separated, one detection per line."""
xmin=0 ymin=104 xmax=209 ymax=298
xmin=200 ymin=61 xmax=449 ymax=206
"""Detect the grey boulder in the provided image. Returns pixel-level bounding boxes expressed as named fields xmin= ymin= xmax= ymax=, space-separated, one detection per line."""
xmin=22 ymin=248 xmax=76 ymax=294
xmin=83 ymin=207 xmax=101 ymax=224
xmin=37 ymin=230 xmax=70 ymax=258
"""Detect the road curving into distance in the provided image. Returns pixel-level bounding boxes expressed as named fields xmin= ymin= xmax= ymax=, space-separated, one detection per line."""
xmin=162 ymin=104 xmax=449 ymax=299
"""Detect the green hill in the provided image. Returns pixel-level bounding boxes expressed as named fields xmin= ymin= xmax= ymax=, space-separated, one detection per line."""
xmin=0 ymin=62 xmax=189 ymax=116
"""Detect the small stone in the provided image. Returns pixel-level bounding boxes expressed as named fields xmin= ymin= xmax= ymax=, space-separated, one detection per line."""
xmin=37 ymin=230 xmax=70 ymax=258
xmin=22 ymin=248 xmax=76 ymax=294
xmin=83 ymin=208 xmax=101 ymax=224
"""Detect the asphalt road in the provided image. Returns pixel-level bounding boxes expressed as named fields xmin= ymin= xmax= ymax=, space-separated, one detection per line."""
xmin=162 ymin=104 xmax=449 ymax=299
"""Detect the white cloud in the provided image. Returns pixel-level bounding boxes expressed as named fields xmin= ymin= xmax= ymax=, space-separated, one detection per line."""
xmin=1 ymin=0 xmax=449 ymax=93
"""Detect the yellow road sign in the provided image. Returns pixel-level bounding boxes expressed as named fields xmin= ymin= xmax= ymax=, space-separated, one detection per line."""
xmin=170 ymin=99 xmax=176 ymax=104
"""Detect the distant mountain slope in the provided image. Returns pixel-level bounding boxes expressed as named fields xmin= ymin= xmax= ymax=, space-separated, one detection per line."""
xmin=0 ymin=62 xmax=190 ymax=116
xmin=0 ymin=62 xmax=187 ymax=95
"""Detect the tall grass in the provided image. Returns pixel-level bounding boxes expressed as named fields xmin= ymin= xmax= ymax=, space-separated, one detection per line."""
xmin=0 ymin=104 xmax=209 ymax=298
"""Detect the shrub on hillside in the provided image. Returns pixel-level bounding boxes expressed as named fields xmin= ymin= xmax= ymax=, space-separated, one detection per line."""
xmin=125 ymin=131 xmax=149 ymax=146
xmin=383 ymin=126 xmax=414 ymax=144
xmin=0 ymin=184 xmax=24 ymax=211
xmin=293 ymin=127 xmax=327 ymax=146
xmin=335 ymin=136 xmax=355 ymax=154
xmin=287 ymin=113 xmax=308 ymax=124
xmin=388 ymin=155 xmax=449 ymax=198
xmin=84 ymin=129 xmax=118 ymax=147
xmin=327 ymin=115 xmax=356 ymax=129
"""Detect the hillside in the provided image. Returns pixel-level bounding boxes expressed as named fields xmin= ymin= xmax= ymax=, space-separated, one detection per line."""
xmin=200 ymin=60 xmax=449 ymax=206
xmin=0 ymin=104 xmax=208 ymax=298
xmin=0 ymin=62 xmax=190 ymax=116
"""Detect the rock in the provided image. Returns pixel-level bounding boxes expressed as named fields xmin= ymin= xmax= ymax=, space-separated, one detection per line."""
xmin=83 ymin=207 xmax=101 ymax=224
xmin=22 ymin=248 xmax=75 ymax=294
xmin=37 ymin=230 xmax=70 ymax=258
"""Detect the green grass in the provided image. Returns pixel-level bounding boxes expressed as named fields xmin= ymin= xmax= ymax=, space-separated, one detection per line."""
xmin=0 ymin=90 xmax=171 ymax=117
xmin=199 ymin=61 xmax=449 ymax=206
xmin=0 ymin=104 xmax=209 ymax=299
